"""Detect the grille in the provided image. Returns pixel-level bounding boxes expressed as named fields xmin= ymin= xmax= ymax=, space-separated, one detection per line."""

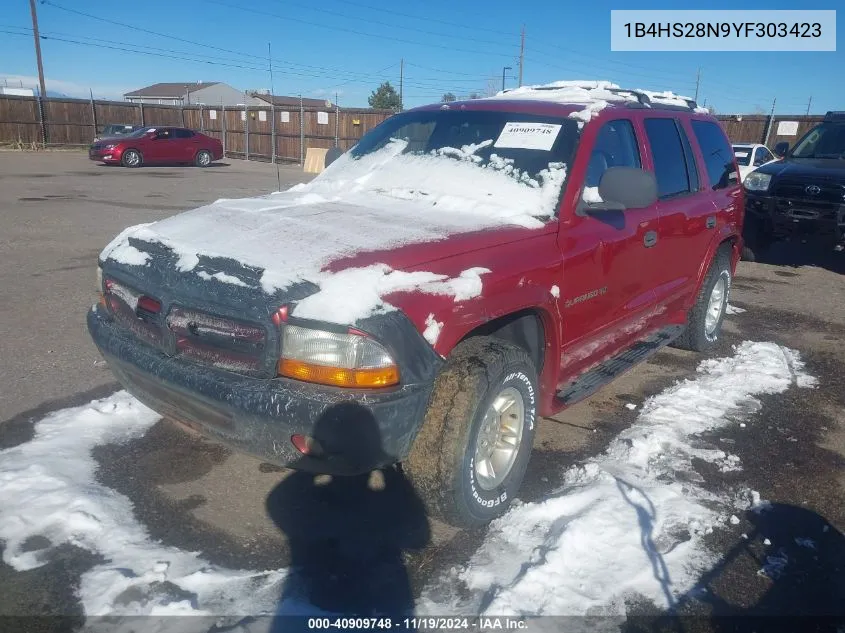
xmin=166 ymin=307 xmax=268 ymax=374
xmin=772 ymin=179 xmax=845 ymax=204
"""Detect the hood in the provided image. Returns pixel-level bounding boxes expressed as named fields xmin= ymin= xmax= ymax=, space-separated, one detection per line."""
xmin=100 ymin=191 xmax=552 ymax=325
xmin=756 ymin=157 xmax=845 ymax=180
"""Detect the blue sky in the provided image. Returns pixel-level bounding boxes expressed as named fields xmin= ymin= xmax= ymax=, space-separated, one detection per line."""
xmin=1 ymin=0 xmax=842 ymax=113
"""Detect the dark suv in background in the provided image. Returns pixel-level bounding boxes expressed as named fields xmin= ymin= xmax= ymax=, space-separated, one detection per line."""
xmin=743 ymin=111 xmax=845 ymax=260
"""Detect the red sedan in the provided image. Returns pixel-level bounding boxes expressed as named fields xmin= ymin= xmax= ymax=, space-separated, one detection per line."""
xmin=88 ymin=126 xmax=224 ymax=168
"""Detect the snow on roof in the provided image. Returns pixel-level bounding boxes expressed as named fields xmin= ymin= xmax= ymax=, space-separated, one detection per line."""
xmin=487 ymin=80 xmax=639 ymax=105
xmin=487 ymin=80 xmax=704 ymax=114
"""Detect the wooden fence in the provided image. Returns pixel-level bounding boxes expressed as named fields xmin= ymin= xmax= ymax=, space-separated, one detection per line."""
xmin=0 ymin=94 xmax=393 ymax=163
xmin=0 ymin=94 xmax=828 ymax=159
xmin=715 ymin=114 xmax=824 ymax=148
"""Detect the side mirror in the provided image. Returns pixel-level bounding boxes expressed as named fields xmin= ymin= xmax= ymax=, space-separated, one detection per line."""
xmin=774 ymin=141 xmax=789 ymax=158
xmin=578 ymin=167 xmax=658 ymax=215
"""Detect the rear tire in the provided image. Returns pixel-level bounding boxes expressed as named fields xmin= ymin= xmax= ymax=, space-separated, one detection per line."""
xmin=404 ymin=338 xmax=538 ymax=528
xmin=195 ymin=150 xmax=212 ymax=167
xmin=673 ymin=250 xmax=732 ymax=353
xmin=121 ymin=149 xmax=142 ymax=168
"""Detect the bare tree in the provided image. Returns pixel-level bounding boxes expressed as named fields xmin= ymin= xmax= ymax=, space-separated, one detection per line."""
xmin=441 ymin=92 xmax=457 ymax=103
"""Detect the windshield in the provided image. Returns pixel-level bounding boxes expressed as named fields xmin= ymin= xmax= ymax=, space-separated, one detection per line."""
xmin=124 ymin=126 xmax=155 ymax=138
xmin=732 ymin=146 xmax=752 ymax=166
xmin=791 ymin=122 xmax=845 ymax=159
xmin=306 ymin=109 xmax=579 ymax=224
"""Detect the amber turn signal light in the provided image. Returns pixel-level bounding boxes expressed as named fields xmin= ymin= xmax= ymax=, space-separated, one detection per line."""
xmin=278 ymin=359 xmax=399 ymax=388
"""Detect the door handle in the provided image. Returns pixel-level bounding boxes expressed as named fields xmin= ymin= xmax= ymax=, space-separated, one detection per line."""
xmin=706 ymin=216 xmax=716 ymax=229
xmin=643 ymin=231 xmax=658 ymax=248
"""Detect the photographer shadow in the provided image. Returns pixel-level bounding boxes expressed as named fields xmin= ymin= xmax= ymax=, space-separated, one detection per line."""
xmin=265 ymin=403 xmax=431 ymax=631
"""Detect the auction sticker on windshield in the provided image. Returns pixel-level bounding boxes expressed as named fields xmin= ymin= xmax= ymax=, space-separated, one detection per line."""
xmin=494 ymin=122 xmax=562 ymax=151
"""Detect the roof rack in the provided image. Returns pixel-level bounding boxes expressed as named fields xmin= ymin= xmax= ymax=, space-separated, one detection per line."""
xmin=606 ymin=88 xmax=700 ymax=112
xmin=498 ymin=83 xmax=701 ymax=112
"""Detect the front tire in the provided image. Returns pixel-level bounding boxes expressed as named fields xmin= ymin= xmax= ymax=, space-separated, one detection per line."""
xmin=404 ymin=338 xmax=538 ymax=527
xmin=195 ymin=150 xmax=212 ymax=167
xmin=673 ymin=250 xmax=731 ymax=352
xmin=121 ymin=149 xmax=142 ymax=168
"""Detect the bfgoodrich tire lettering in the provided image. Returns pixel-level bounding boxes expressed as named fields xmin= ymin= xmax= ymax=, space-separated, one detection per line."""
xmin=404 ymin=337 xmax=538 ymax=527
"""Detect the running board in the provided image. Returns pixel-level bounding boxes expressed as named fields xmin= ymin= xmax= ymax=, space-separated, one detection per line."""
xmin=556 ymin=325 xmax=686 ymax=406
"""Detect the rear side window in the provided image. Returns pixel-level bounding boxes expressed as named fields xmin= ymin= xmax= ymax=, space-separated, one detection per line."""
xmin=691 ymin=120 xmax=739 ymax=189
xmin=173 ymin=129 xmax=194 ymax=139
xmin=644 ymin=118 xmax=690 ymax=199
xmin=584 ymin=119 xmax=641 ymax=188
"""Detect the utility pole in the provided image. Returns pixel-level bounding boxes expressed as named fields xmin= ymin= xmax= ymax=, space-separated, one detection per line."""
xmin=29 ymin=0 xmax=47 ymax=99
xmin=763 ymin=97 xmax=777 ymax=146
xmin=694 ymin=67 xmax=701 ymax=102
xmin=806 ymin=96 xmax=812 ymax=115
xmin=399 ymin=58 xmax=404 ymax=111
xmin=518 ymin=26 xmax=525 ymax=87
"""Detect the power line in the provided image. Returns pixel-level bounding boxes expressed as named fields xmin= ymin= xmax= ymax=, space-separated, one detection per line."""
xmin=265 ymin=0 xmax=511 ymax=51
xmin=0 ymin=29 xmax=403 ymax=90
xmin=205 ymin=0 xmax=517 ymax=59
xmin=403 ymin=62 xmax=485 ymax=78
xmin=317 ymin=0 xmax=515 ymax=37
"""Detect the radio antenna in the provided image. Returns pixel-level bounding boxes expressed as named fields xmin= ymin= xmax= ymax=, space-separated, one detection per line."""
xmin=268 ymin=42 xmax=281 ymax=192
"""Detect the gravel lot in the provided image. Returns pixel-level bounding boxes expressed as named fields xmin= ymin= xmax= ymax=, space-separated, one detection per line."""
xmin=0 ymin=152 xmax=310 ymax=423
xmin=1 ymin=153 xmax=843 ymax=628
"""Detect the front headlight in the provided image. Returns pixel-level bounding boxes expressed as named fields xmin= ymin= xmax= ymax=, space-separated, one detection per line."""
xmin=278 ymin=324 xmax=399 ymax=388
xmin=104 ymin=144 xmax=117 ymax=150
xmin=744 ymin=172 xmax=772 ymax=192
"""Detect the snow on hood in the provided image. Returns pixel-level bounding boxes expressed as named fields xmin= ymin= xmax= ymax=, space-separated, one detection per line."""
xmin=100 ymin=140 xmax=565 ymax=324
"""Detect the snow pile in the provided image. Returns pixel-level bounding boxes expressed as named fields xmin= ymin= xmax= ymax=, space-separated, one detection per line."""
xmin=0 ymin=392 xmax=285 ymax=620
xmin=419 ymin=341 xmax=816 ymax=617
xmin=633 ymin=89 xmax=694 ymax=108
xmin=423 ymin=314 xmax=444 ymax=346
xmin=290 ymin=265 xmax=490 ymax=324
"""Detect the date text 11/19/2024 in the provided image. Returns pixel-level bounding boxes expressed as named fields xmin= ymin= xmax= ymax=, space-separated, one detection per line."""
xmin=306 ymin=617 xmax=530 ymax=631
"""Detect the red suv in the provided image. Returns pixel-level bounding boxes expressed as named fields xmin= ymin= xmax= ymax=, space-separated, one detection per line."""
xmin=89 ymin=126 xmax=223 ymax=168
xmin=88 ymin=82 xmax=743 ymax=527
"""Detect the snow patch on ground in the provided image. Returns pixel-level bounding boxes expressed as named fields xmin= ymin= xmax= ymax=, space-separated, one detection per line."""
xmin=726 ymin=304 xmax=746 ymax=315
xmin=291 ymin=265 xmax=490 ymax=325
xmin=423 ymin=314 xmax=444 ymax=346
xmin=419 ymin=341 xmax=815 ymax=617
xmin=0 ymin=393 xmax=285 ymax=619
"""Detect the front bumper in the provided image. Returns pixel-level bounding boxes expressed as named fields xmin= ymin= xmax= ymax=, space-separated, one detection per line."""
xmin=89 ymin=150 xmax=121 ymax=163
xmin=88 ymin=306 xmax=435 ymax=475
xmin=745 ymin=191 xmax=845 ymax=241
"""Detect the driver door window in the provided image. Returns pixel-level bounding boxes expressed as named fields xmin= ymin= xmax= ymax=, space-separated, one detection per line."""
xmin=584 ymin=119 xmax=641 ymax=192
